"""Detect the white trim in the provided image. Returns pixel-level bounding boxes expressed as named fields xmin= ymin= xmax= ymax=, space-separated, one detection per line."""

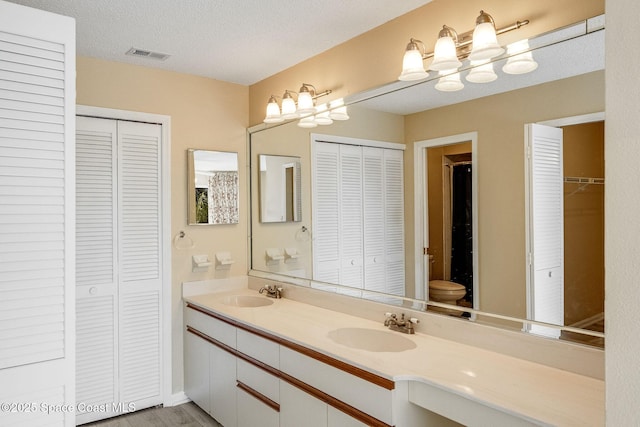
xmin=413 ymin=132 xmax=479 ymax=310
xmin=169 ymin=392 xmax=191 ymax=407
xmin=311 ymin=133 xmax=405 ymax=150
xmin=76 ymin=105 xmax=173 ymax=407
xmin=538 ymin=112 xmax=604 ymax=127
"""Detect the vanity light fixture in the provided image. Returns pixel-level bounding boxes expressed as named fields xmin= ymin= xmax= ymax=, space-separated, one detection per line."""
xmin=502 ymin=39 xmax=538 ymax=75
xmin=263 ymin=83 xmax=332 ymax=124
xmin=398 ymin=11 xmax=530 ymax=84
xmin=328 ymin=98 xmax=350 ymax=121
xmin=264 ymin=95 xmax=284 ymax=123
xmin=430 ymin=26 xmax=462 ymax=71
xmin=468 ymin=10 xmax=504 ymax=61
xmin=465 ymin=60 xmax=498 ymax=83
xmin=435 ymin=69 xmax=464 ymax=92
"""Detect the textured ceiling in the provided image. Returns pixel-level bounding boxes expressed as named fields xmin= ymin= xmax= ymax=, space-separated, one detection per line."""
xmin=6 ymin=0 xmax=432 ymax=85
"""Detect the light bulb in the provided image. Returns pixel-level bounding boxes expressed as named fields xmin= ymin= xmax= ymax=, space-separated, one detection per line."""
xmin=281 ymin=91 xmax=299 ymax=119
xmin=296 ymin=86 xmax=316 ymax=115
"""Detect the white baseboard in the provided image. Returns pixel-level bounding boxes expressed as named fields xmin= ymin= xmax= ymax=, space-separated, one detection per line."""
xmin=167 ymin=391 xmax=190 ymax=407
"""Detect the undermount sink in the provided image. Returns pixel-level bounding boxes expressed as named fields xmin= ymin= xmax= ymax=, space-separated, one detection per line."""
xmin=327 ymin=327 xmax=417 ymax=352
xmin=222 ymin=295 xmax=274 ymax=307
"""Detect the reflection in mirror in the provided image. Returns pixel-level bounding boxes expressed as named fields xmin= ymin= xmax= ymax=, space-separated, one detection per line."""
xmin=188 ymin=149 xmax=239 ymax=225
xmin=249 ymin=16 xmax=605 ymax=346
xmin=259 ymin=155 xmax=302 ymax=223
xmin=426 ymin=141 xmax=474 ymax=312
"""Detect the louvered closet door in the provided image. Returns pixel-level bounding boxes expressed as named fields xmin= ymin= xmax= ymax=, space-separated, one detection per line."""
xmin=312 ymin=142 xmax=340 ymax=283
xmin=75 ymin=118 xmax=162 ymax=424
xmin=527 ymin=123 xmax=564 ymax=337
xmin=117 ymin=120 xmax=163 ymax=407
xmin=339 ymin=144 xmax=364 ymax=289
xmin=75 ymin=117 xmax=118 ymax=424
xmin=384 ymin=149 xmax=405 ymax=295
xmin=0 ymin=2 xmax=75 ymax=426
xmin=362 ymin=147 xmax=385 ymax=293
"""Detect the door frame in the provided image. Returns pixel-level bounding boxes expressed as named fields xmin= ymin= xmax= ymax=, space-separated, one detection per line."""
xmin=413 ymin=132 xmax=478 ymax=308
xmin=77 ymin=105 xmax=172 ymax=406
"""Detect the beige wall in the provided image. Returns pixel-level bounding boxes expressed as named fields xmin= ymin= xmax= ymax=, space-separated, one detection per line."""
xmin=563 ymin=122 xmax=604 ymax=325
xmin=404 ymin=71 xmax=604 ymax=319
xmin=248 ymin=0 xmax=604 ymax=126
xmin=76 ymin=56 xmax=248 ymax=394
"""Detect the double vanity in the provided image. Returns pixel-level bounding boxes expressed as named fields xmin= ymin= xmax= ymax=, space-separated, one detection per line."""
xmin=183 ymin=277 xmax=604 ymax=427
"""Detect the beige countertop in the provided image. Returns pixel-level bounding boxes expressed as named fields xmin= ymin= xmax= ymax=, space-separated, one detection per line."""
xmin=184 ymin=285 xmax=604 ymax=427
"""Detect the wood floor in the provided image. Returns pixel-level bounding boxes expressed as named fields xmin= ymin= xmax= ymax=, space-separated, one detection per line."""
xmin=80 ymin=402 xmax=221 ymax=427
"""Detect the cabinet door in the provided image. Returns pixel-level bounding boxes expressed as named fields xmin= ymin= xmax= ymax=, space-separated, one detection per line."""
xmin=328 ymin=406 xmax=368 ymax=427
xmin=237 ymin=385 xmax=279 ymax=427
xmin=279 ymin=381 xmax=327 ymax=427
xmin=184 ymin=332 xmax=210 ymax=414
xmin=210 ymin=345 xmax=237 ymax=427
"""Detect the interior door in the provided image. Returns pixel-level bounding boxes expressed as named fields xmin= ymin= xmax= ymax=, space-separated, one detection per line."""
xmin=525 ymin=123 xmax=564 ymax=338
xmin=0 ymin=3 xmax=76 ymax=426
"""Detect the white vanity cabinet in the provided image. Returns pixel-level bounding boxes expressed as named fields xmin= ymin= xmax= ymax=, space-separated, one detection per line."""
xmin=184 ymin=303 xmax=396 ymax=427
xmin=184 ymin=306 xmax=238 ymax=426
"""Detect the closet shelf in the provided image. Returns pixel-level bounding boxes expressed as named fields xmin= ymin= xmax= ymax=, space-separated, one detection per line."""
xmin=564 ymin=176 xmax=604 ymax=184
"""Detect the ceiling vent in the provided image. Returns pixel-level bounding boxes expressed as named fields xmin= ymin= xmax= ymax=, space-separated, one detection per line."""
xmin=125 ymin=47 xmax=170 ymax=61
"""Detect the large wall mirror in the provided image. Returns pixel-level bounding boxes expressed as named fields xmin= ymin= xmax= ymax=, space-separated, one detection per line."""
xmin=249 ymin=16 xmax=605 ymax=346
xmin=188 ymin=149 xmax=239 ymax=225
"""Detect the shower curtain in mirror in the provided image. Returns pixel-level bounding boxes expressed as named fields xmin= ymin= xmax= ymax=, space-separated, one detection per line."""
xmin=451 ymin=164 xmax=473 ymax=302
xmin=208 ymin=171 xmax=239 ymax=224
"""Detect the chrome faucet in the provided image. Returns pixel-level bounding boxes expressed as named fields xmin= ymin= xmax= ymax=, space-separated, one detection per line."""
xmin=259 ymin=284 xmax=283 ymax=299
xmin=384 ymin=312 xmax=419 ymax=334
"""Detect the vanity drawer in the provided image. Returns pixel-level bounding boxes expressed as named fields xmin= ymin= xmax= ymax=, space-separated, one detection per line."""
xmin=237 ymin=328 xmax=279 ymax=368
xmin=279 ymin=346 xmax=393 ymax=425
xmin=185 ymin=305 xmax=236 ymax=348
xmin=237 ymin=358 xmax=279 ymax=403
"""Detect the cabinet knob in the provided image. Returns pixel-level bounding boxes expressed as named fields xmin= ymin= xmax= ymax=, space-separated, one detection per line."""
xmin=350 ymin=259 xmax=355 ymax=265
xmin=89 ymin=287 xmax=97 ymax=295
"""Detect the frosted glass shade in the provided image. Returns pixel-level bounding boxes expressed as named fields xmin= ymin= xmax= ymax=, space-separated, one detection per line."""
xmin=503 ymin=40 xmax=538 ymax=74
xmin=435 ymin=70 xmax=464 ymax=92
xmin=469 ymin=22 xmax=504 ymax=61
xmin=281 ymin=95 xmax=299 ymax=119
xmin=263 ymin=97 xmax=283 ymax=123
xmin=399 ymin=48 xmax=429 ymax=81
xmin=466 ymin=60 xmax=497 ymax=83
xmin=314 ymin=104 xmax=333 ymax=125
xmin=329 ymin=99 xmax=349 ymax=121
xmin=297 ymin=116 xmax=317 ymax=128
xmin=430 ymin=36 xmax=461 ymax=71
xmin=296 ymin=90 xmax=316 ymax=115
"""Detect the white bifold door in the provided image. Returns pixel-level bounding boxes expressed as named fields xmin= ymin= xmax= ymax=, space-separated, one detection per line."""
xmin=75 ymin=116 xmax=163 ymax=424
xmin=525 ymin=123 xmax=564 ymax=338
xmin=312 ymin=139 xmax=405 ymax=297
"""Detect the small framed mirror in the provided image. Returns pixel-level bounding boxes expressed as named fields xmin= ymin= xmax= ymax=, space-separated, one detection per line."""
xmin=259 ymin=154 xmax=302 ymax=223
xmin=188 ymin=149 xmax=239 ymax=225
